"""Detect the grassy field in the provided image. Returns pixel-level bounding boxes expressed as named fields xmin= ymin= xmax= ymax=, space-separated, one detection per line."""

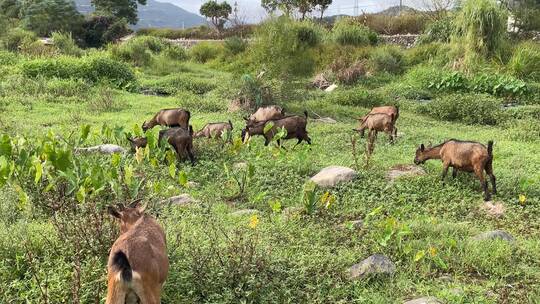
xmin=1 ymin=57 xmax=539 ymax=303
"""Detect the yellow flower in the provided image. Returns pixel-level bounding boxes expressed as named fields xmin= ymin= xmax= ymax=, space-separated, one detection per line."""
xmin=135 ymin=147 xmax=144 ymax=164
xmin=519 ymin=195 xmax=526 ymax=205
xmin=249 ymin=215 xmax=259 ymax=229
xmin=429 ymin=246 xmax=437 ymax=257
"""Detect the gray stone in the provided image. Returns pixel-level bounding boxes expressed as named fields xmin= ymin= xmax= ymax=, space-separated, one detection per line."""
xmin=403 ymin=297 xmax=442 ymax=304
xmin=473 ymin=230 xmax=515 ymax=243
xmin=230 ymin=209 xmax=260 ymax=216
xmin=349 ymin=254 xmax=396 ymax=279
xmin=310 ymin=166 xmax=357 ymax=188
xmin=75 ymin=144 xmax=126 ymax=154
xmin=167 ymin=194 xmax=197 ymax=206
xmin=387 ymin=165 xmax=426 ymax=181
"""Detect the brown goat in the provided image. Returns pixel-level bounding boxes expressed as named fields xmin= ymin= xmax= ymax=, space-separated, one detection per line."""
xmin=127 ymin=136 xmax=147 ymax=152
xmin=142 ymin=108 xmax=191 ymax=132
xmin=355 ymin=113 xmax=397 ymax=144
xmin=106 ymin=201 xmax=168 ymax=304
xmin=242 ymin=111 xmax=311 ymax=147
xmin=161 ymin=126 xmax=196 ymax=165
xmin=244 ymin=105 xmax=285 ymax=124
xmin=194 ymin=120 xmax=233 ymax=139
xmin=358 ymin=106 xmax=399 ymax=137
xmin=414 ymin=139 xmax=496 ymax=201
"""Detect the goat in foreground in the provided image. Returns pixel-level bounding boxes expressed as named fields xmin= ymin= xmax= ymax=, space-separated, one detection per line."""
xmin=414 ymin=139 xmax=496 ymax=201
xmin=106 ymin=201 xmax=168 ymax=304
xmin=242 ymin=111 xmax=311 ymax=147
xmin=142 ymin=108 xmax=191 ymax=132
xmin=358 ymin=106 xmax=399 ymax=137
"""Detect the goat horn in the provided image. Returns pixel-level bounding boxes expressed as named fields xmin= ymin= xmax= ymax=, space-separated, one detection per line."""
xmin=128 ymin=198 xmax=143 ymax=208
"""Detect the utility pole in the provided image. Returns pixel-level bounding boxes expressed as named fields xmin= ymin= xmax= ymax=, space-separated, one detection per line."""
xmin=353 ymin=0 xmax=359 ymax=16
xmin=399 ymin=0 xmax=403 ymax=15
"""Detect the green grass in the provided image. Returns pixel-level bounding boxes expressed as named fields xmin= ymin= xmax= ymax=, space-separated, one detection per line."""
xmin=1 ymin=45 xmax=539 ymax=303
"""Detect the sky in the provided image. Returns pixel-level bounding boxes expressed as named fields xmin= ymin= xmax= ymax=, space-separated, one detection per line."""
xmin=160 ymin=0 xmax=431 ymax=23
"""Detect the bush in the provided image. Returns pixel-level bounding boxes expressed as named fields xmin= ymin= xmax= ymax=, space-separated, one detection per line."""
xmin=51 ymin=32 xmax=83 ymax=57
xmin=324 ymin=86 xmax=387 ymax=107
xmin=110 ymin=36 xmax=171 ymax=66
xmin=136 ymin=24 xmax=255 ymax=39
xmin=249 ymin=17 xmax=320 ymax=78
xmin=422 ymin=93 xmax=502 ymax=125
xmin=2 ymin=28 xmax=37 ymax=52
xmin=163 ymin=45 xmax=188 ymax=60
xmin=21 ymin=55 xmax=136 ymax=89
xmin=189 ymin=42 xmax=224 ymax=63
xmin=469 ymin=73 xmax=527 ymax=98
xmin=417 ymin=16 xmax=455 ymax=45
xmin=455 ymin=0 xmax=507 ymax=58
xmin=295 ymin=21 xmax=323 ymax=47
xmin=45 ymin=78 xmax=90 ymax=98
xmin=140 ymin=73 xmax=217 ymax=95
xmin=224 ymin=36 xmax=247 ymax=55
xmin=332 ymin=17 xmax=377 ymax=46
xmin=405 ymin=42 xmax=450 ymax=66
xmin=0 ymin=50 xmax=19 ymax=66
xmin=369 ymin=46 xmax=405 ymax=74
xmin=509 ymin=41 xmax=540 ymax=81
xmin=335 ymin=60 xmax=367 ymax=85
xmin=79 ymin=15 xmax=131 ymax=48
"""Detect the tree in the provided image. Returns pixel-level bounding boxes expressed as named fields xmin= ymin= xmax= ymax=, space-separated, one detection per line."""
xmin=313 ymin=0 xmax=331 ymax=19
xmin=91 ymin=0 xmax=147 ymax=25
xmin=296 ymin=0 xmax=312 ymax=19
xmin=501 ymin=0 xmax=540 ymax=32
xmin=21 ymin=0 xmax=84 ymax=36
xmin=200 ymin=1 xmax=232 ymax=32
xmin=261 ymin=0 xmax=296 ymax=16
xmin=421 ymin=0 xmax=457 ymax=19
xmin=0 ymin=0 xmax=21 ymax=18
xmin=80 ymin=15 xmax=130 ymax=48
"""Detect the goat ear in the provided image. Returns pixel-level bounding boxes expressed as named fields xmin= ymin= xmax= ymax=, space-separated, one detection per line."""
xmin=128 ymin=198 xmax=143 ymax=209
xmin=108 ymin=206 xmax=121 ymax=218
xmin=243 ymin=116 xmax=248 ymax=121
xmin=428 ymin=141 xmax=433 ymax=148
xmin=420 ymin=144 xmax=425 ymax=151
xmin=137 ymin=202 xmax=148 ymax=214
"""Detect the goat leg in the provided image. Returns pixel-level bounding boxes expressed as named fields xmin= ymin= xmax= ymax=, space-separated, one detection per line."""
xmin=441 ymin=162 xmax=450 ymax=185
xmin=452 ymin=167 xmax=458 ymax=179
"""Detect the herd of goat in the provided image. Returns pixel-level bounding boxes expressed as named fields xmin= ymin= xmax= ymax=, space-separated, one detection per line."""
xmin=108 ymin=104 xmax=497 ymax=303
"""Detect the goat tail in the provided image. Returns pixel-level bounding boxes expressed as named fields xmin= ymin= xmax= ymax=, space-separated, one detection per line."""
xmin=112 ymin=251 xmax=132 ymax=282
xmin=487 ymin=140 xmax=494 ymax=157
xmin=185 ymin=110 xmax=191 ymax=121
xmin=304 ymin=110 xmax=308 ymax=118
xmin=228 ymin=120 xmax=233 ymax=129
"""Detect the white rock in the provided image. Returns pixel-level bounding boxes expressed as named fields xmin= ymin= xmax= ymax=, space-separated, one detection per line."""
xmin=325 ymin=84 xmax=338 ymax=92
xmin=75 ymin=144 xmax=126 ymax=154
xmin=472 ymin=230 xmax=515 ymax=243
xmin=230 ymin=209 xmax=260 ymax=216
xmin=403 ymin=297 xmax=442 ymax=304
xmin=166 ymin=194 xmax=198 ymax=206
xmin=310 ymin=166 xmax=357 ymax=188
xmin=386 ymin=165 xmax=426 ymax=181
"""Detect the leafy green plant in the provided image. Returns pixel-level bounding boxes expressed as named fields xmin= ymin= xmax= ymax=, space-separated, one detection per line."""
xmin=224 ymin=36 xmax=247 ymax=55
xmin=428 ymin=71 xmax=468 ymax=92
xmin=369 ymin=46 xmax=405 ymax=74
xmin=332 ymin=17 xmax=377 ymax=46
xmin=417 ymin=16 xmax=455 ymax=45
xmin=51 ymin=32 xmax=83 ymax=57
xmin=189 ymin=42 xmax=224 ymax=63
xmin=223 ymin=162 xmax=255 ymax=200
xmin=422 ymin=93 xmax=502 ymax=125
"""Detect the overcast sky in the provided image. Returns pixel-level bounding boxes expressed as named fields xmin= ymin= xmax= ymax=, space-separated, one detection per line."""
xmin=160 ymin=0 xmax=430 ymax=23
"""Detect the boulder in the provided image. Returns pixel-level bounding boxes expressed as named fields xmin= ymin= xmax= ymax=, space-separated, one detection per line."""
xmin=310 ymin=166 xmax=357 ymax=188
xmin=166 ymin=194 xmax=197 ymax=206
xmin=386 ymin=165 xmax=426 ymax=181
xmin=230 ymin=209 xmax=260 ymax=216
xmin=403 ymin=297 xmax=442 ymax=304
xmin=472 ymin=230 xmax=515 ymax=243
xmin=348 ymin=254 xmax=396 ymax=279
xmin=480 ymin=201 xmax=505 ymax=218
xmin=75 ymin=144 xmax=126 ymax=154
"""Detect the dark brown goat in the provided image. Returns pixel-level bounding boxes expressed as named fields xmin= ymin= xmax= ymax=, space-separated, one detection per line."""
xmin=106 ymin=201 xmax=168 ymax=304
xmin=127 ymin=136 xmax=147 ymax=152
xmin=242 ymin=111 xmax=311 ymax=146
xmin=358 ymin=106 xmax=399 ymax=137
xmin=414 ymin=139 xmax=496 ymax=201
xmin=142 ymin=108 xmax=191 ymax=132
xmin=194 ymin=120 xmax=233 ymax=139
xmin=161 ymin=126 xmax=196 ymax=165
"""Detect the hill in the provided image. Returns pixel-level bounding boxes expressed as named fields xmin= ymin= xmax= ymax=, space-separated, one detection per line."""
xmin=73 ymin=0 xmax=206 ymax=29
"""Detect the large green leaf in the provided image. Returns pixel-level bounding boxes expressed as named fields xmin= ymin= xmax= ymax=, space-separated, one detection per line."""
xmin=0 ymin=134 xmax=12 ymax=158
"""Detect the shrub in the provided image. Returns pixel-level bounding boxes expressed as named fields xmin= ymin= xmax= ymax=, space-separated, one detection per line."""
xmin=422 ymin=93 xmax=502 ymax=125
xmin=369 ymin=46 xmax=405 ymax=74
xmin=21 ymin=56 xmax=136 ymax=89
xmin=224 ymin=36 xmax=247 ymax=55
xmin=405 ymin=42 xmax=450 ymax=66
xmin=417 ymin=16 xmax=455 ymax=45
xmin=136 ymin=24 xmax=255 ymax=39
xmin=428 ymin=71 xmax=469 ymax=92
xmin=335 ymin=60 xmax=367 ymax=85
xmin=189 ymin=42 xmax=224 ymax=63
xmin=45 ymin=78 xmax=90 ymax=98
xmin=509 ymin=41 xmax=540 ymax=81
xmin=454 ymin=0 xmax=507 ymax=58
xmin=332 ymin=17 xmax=377 ymax=47
xmin=51 ymin=32 xmax=83 ymax=57
xmin=469 ymin=73 xmax=527 ymax=98
xmin=2 ymin=28 xmax=37 ymax=52
xmin=110 ymin=36 xmax=171 ymax=66
xmin=324 ymin=86 xmax=387 ymax=107
xmin=295 ymin=21 xmax=322 ymax=47
xmin=79 ymin=15 xmax=131 ymax=48
xmin=140 ymin=73 xmax=217 ymax=95
xmin=0 ymin=50 xmax=19 ymax=66
xmin=249 ymin=17 xmax=319 ymax=78
xmin=360 ymin=13 xmax=427 ymax=35
xmin=163 ymin=45 xmax=188 ymax=60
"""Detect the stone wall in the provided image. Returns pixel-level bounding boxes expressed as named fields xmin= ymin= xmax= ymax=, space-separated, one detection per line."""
xmin=379 ymin=34 xmax=419 ymax=48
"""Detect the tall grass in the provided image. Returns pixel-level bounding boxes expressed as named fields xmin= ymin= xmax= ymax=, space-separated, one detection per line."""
xmin=509 ymin=41 xmax=540 ymax=81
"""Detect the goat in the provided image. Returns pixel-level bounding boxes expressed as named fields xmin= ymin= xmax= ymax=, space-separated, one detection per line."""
xmin=243 ymin=105 xmax=285 ymax=125
xmin=106 ymin=200 xmax=168 ymax=304
xmin=358 ymin=106 xmax=399 ymax=137
xmin=414 ymin=139 xmax=496 ymax=201
xmin=160 ymin=126 xmax=196 ymax=165
xmin=242 ymin=111 xmax=311 ymax=147
xmin=354 ymin=113 xmax=397 ymax=144
xmin=142 ymin=108 xmax=191 ymax=132
xmin=194 ymin=120 xmax=233 ymax=139
xmin=127 ymin=137 xmax=147 ymax=152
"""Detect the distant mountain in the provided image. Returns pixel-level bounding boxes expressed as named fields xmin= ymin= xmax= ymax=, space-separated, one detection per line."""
xmin=378 ymin=5 xmax=417 ymax=16
xmin=73 ymin=0 xmax=206 ymax=29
